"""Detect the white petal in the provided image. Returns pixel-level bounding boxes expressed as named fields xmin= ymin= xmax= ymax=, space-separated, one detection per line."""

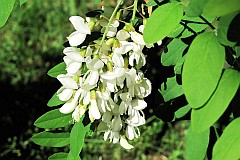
xmin=157 ymin=39 xmax=162 ymax=45
xmin=107 ymin=26 xmax=117 ymax=37
xmin=130 ymin=31 xmax=145 ymax=45
xmin=126 ymin=125 xmax=135 ymax=140
xmin=59 ymin=98 xmax=77 ymax=114
xmin=57 ymin=74 xmax=78 ymax=89
xmin=116 ymin=30 xmax=130 ymax=41
xmin=69 ymin=16 xmax=90 ymax=34
xmin=120 ymin=136 xmax=134 ymax=149
xmin=63 ymin=47 xmax=84 ymax=62
xmin=86 ymin=58 xmax=104 ymax=70
xmin=111 ymin=20 xmax=120 ymax=28
xmin=68 ymin=31 xmax=87 ymax=46
xmin=112 ymin=132 xmax=120 ymax=144
xmin=66 ymin=62 xmax=82 ymax=74
xmin=89 ymin=100 xmax=101 ymax=120
xmin=138 ymin=25 xmax=145 ymax=33
xmin=112 ymin=53 xmax=124 ymax=68
xmin=131 ymin=99 xmax=147 ymax=110
xmin=58 ymin=88 xmax=73 ymax=101
xmin=88 ymin=70 xmax=99 ymax=86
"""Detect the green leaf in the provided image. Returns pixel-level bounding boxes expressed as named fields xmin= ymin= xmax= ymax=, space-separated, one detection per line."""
xmin=47 ymin=92 xmax=65 ymax=107
xmin=217 ymin=13 xmax=238 ymax=47
xmin=203 ymin=0 xmax=240 ymax=17
xmin=93 ymin=0 xmax=101 ymax=4
xmin=34 ymin=109 xmax=72 ymax=129
xmin=146 ymin=0 xmax=163 ymax=6
xmin=159 ymin=76 xmax=183 ymax=102
xmin=185 ymin=0 xmax=208 ymax=17
xmin=174 ymin=55 xmax=185 ymax=74
xmin=143 ymin=2 xmax=183 ymax=43
xmin=182 ymin=32 xmax=225 ymax=108
xmin=175 ymin=104 xmax=191 ymax=119
xmin=0 ymin=0 xmax=16 ymax=28
xmin=213 ymin=117 xmax=240 ymax=160
xmin=48 ymin=152 xmax=68 ymax=160
xmin=19 ymin=0 xmax=28 ymax=6
xmin=47 ymin=62 xmax=67 ymax=78
xmin=161 ymin=39 xmax=187 ymax=66
xmin=186 ymin=127 xmax=210 ymax=160
xmin=69 ymin=121 xmax=86 ymax=157
xmin=32 ymin=131 xmax=70 ymax=147
xmin=191 ymin=69 xmax=239 ymax=132
xmin=234 ymin=46 xmax=240 ymax=57
xmin=168 ymin=15 xmax=214 ymax=38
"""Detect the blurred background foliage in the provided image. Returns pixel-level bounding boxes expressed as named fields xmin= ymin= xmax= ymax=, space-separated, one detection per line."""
xmin=0 ymin=0 xmax=189 ymax=159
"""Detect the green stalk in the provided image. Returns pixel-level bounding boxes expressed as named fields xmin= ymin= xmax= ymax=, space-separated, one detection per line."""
xmin=131 ymin=0 xmax=138 ymax=25
xmin=98 ymin=0 xmax=123 ymax=53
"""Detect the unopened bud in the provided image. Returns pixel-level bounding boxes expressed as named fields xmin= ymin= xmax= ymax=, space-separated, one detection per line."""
xmin=113 ymin=39 xmax=120 ymax=48
xmin=90 ymin=89 xmax=97 ymax=100
xmin=99 ymin=82 xmax=106 ymax=93
xmin=79 ymin=49 xmax=86 ymax=57
xmin=124 ymin=23 xmax=135 ymax=32
xmin=107 ymin=61 xmax=113 ymax=72
xmin=106 ymin=38 xmax=115 ymax=46
xmin=116 ymin=11 xmax=121 ymax=20
xmin=73 ymin=75 xmax=79 ymax=83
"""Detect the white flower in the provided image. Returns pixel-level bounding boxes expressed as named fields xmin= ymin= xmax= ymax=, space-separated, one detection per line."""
xmin=68 ymin=16 xmax=91 ymax=46
xmin=116 ymin=29 xmax=130 ymax=41
xmin=120 ymin=135 xmax=134 ymax=149
xmin=57 ymin=74 xmax=78 ymax=89
xmin=126 ymin=125 xmax=140 ymax=140
xmin=63 ymin=47 xmax=85 ymax=74
xmin=72 ymin=104 xmax=86 ymax=122
xmin=89 ymin=99 xmax=101 ymax=122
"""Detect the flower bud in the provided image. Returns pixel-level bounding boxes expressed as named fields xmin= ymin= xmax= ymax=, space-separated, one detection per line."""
xmin=107 ymin=61 xmax=113 ymax=72
xmin=113 ymin=39 xmax=120 ymax=48
xmin=106 ymin=38 xmax=115 ymax=46
xmin=90 ymin=89 xmax=97 ymax=100
xmin=79 ymin=49 xmax=86 ymax=57
xmin=123 ymin=23 xmax=135 ymax=32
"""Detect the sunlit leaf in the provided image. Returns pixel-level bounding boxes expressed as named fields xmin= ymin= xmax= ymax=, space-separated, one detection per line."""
xmin=143 ymin=2 xmax=183 ymax=43
xmin=0 ymin=0 xmax=16 ymax=27
xmin=47 ymin=92 xmax=65 ymax=107
xmin=175 ymin=104 xmax=191 ymax=119
xmin=186 ymin=127 xmax=210 ymax=160
xmin=32 ymin=131 xmax=70 ymax=147
xmin=93 ymin=0 xmax=101 ymax=4
xmin=19 ymin=0 xmax=28 ymax=6
xmin=191 ymin=69 xmax=239 ymax=132
xmin=159 ymin=76 xmax=183 ymax=102
xmin=47 ymin=62 xmax=67 ymax=78
xmin=34 ymin=109 xmax=72 ymax=129
xmin=182 ymin=32 xmax=225 ymax=108
xmin=168 ymin=15 xmax=214 ymax=38
xmin=203 ymin=0 xmax=240 ymax=17
xmin=146 ymin=0 xmax=163 ymax=6
xmin=161 ymin=39 xmax=187 ymax=66
xmin=217 ymin=13 xmax=238 ymax=47
xmin=48 ymin=152 xmax=68 ymax=160
xmin=185 ymin=0 xmax=208 ymax=17
xmin=213 ymin=117 xmax=240 ymax=160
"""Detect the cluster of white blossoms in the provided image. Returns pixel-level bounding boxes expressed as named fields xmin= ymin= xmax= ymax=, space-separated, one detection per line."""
xmin=56 ymin=15 xmax=161 ymax=149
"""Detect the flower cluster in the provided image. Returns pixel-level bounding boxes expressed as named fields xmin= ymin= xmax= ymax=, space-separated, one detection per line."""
xmin=56 ymin=15 xmax=160 ymax=149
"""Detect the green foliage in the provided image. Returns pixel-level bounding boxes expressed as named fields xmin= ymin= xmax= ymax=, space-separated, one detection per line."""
xmin=161 ymin=39 xmax=187 ymax=66
xmin=203 ymin=0 xmax=240 ymax=17
xmin=48 ymin=152 xmax=68 ymax=160
xmin=32 ymin=131 xmax=70 ymax=147
xmin=185 ymin=0 xmax=208 ymax=17
xmin=19 ymin=0 xmax=28 ymax=6
xmin=145 ymin=0 xmax=163 ymax=7
xmin=159 ymin=76 xmax=183 ymax=102
xmin=191 ymin=69 xmax=239 ymax=133
xmin=213 ymin=117 xmax=240 ymax=160
xmin=175 ymin=105 xmax=191 ymax=119
xmin=186 ymin=127 xmax=210 ymax=160
xmin=0 ymin=0 xmax=16 ymax=27
xmin=217 ymin=13 xmax=238 ymax=47
xmin=34 ymin=109 xmax=72 ymax=129
xmin=47 ymin=92 xmax=65 ymax=107
xmin=182 ymin=32 xmax=225 ymax=108
xmin=68 ymin=121 xmax=90 ymax=160
xmin=48 ymin=62 xmax=67 ymax=78
xmin=143 ymin=2 xmax=183 ymax=43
